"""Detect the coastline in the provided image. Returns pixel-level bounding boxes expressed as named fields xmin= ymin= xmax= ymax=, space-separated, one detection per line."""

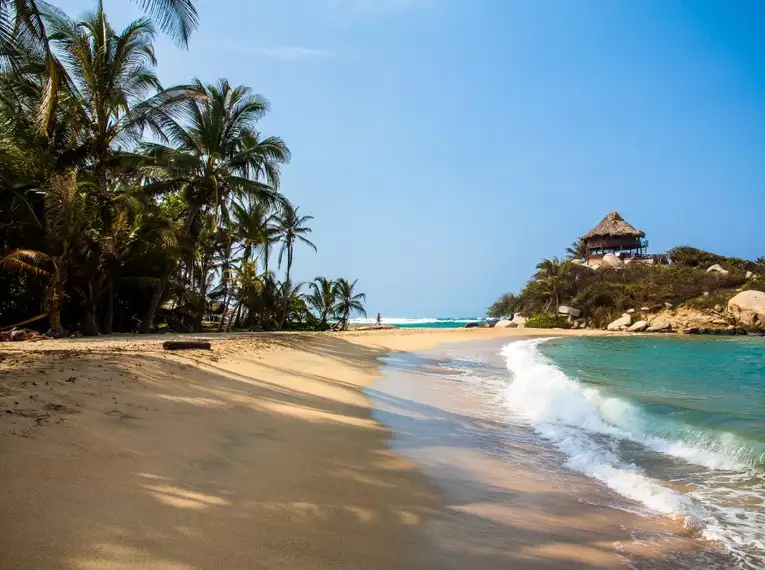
xmin=0 ymin=328 xmax=711 ymax=569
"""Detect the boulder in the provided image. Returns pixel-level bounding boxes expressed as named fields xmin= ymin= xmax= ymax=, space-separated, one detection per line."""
xmin=600 ymin=253 xmax=624 ymax=269
xmin=511 ymin=314 xmax=527 ymax=328
xmin=495 ymin=319 xmax=517 ymax=329
xmin=646 ymin=319 xmax=672 ymax=332
xmin=640 ymin=306 xmax=650 ymax=312
xmin=607 ymin=314 xmax=632 ymax=331
xmin=682 ymin=328 xmax=700 ymax=335
xmin=626 ymin=308 xmax=636 ymax=314
xmin=464 ymin=322 xmax=480 ymax=328
xmin=558 ymin=305 xmax=582 ymax=318
xmin=746 ymin=271 xmax=753 ymax=280
xmin=727 ymin=290 xmax=765 ymax=327
xmin=627 ymin=320 xmax=648 ymax=332
xmin=706 ymin=264 xmax=729 ymax=275
xmin=714 ymin=304 xmax=723 ymax=313
xmin=703 ymin=291 xmax=709 ymax=297
xmin=664 ymin=302 xmax=673 ymax=309
xmin=571 ymin=259 xmax=584 ymax=266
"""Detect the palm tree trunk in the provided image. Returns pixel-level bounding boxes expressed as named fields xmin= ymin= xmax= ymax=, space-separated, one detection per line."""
xmin=286 ymin=245 xmax=293 ymax=284
xmin=141 ymin=274 xmax=167 ymax=333
xmin=103 ymin=281 xmax=114 ymax=334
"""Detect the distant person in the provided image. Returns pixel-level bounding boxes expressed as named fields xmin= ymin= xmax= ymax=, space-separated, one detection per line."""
xmin=376 ymin=313 xmax=382 ymax=326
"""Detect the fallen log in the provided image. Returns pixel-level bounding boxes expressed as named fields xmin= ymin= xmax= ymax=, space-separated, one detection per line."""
xmin=162 ymin=340 xmax=211 ymax=351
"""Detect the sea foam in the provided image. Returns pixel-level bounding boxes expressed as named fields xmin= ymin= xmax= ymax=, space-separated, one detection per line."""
xmin=500 ymin=339 xmax=765 ymax=568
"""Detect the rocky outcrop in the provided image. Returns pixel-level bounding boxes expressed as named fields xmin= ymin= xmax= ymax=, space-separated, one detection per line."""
xmin=628 ymin=320 xmax=648 ymax=332
xmin=646 ymin=319 xmax=671 ymax=332
xmin=607 ymin=314 xmax=631 ymax=331
xmin=511 ymin=314 xmax=527 ymax=328
xmin=495 ymin=319 xmax=517 ymax=329
xmin=600 ymin=253 xmax=624 ymax=269
xmin=706 ymin=264 xmax=729 ymax=275
xmin=558 ymin=306 xmax=582 ymax=318
xmin=728 ymin=290 xmax=765 ymax=327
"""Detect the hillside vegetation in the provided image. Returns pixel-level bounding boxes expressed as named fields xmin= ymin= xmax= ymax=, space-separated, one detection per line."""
xmin=489 ymin=246 xmax=765 ymax=329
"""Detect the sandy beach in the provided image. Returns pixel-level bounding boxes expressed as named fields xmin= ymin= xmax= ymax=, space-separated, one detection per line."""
xmin=0 ymin=328 xmax=718 ymax=569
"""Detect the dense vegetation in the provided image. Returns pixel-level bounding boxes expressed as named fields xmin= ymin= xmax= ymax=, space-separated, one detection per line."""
xmin=0 ymin=1 xmax=367 ymax=335
xmin=489 ymin=245 xmax=765 ymax=328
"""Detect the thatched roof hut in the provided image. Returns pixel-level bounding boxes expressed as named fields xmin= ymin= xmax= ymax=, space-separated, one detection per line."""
xmin=582 ymin=211 xmax=646 ymax=261
xmin=582 ymin=211 xmax=645 ymax=240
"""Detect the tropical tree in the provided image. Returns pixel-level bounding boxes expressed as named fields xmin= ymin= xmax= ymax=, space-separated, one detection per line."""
xmin=274 ymin=201 xmax=316 ymax=283
xmin=306 ymin=276 xmax=335 ymax=329
xmin=232 ymin=198 xmax=278 ymax=269
xmin=332 ymin=278 xmax=366 ymax=331
xmin=43 ymin=4 xmax=171 ymax=215
xmin=565 ymin=238 xmax=587 ymax=260
xmin=534 ymin=257 xmax=571 ymax=314
xmin=0 ymin=170 xmax=89 ymax=334
xmin=139 ymin=78 xmax=290 ymax=330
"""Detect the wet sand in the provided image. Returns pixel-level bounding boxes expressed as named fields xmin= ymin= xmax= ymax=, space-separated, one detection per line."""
xmin=0 ymin=328 xmax=724 ymax=568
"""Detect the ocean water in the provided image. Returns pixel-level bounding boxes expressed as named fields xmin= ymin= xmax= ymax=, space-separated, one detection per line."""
xmin=522 ymin=336 xmax=765 ymax=569
xmin=350 ymin=317 xmax=481 ymax=328
xmin=373 ymin=336 xmax=765 ymax=569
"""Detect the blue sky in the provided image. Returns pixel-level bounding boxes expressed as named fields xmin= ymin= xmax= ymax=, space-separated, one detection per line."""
xmin=59 ymin=0 xmax=765 ymax=317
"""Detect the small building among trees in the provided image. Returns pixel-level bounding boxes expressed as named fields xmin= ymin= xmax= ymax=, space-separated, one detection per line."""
xmin=582 ymin=211 xmax=647 ymax=262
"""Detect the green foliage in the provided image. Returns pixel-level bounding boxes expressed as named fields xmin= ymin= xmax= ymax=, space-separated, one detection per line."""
xmin=492 ymin=249 xmax=761 ymax=329
xmin=0 ymin=1 xmax=360 ymax=336
xmin=487 ymin=293 xmax=520 ymax=318
xmin=668 ymin=246 xmax=764 ymax=274
xmin=526 ymin=313 xmax=569 ymax=329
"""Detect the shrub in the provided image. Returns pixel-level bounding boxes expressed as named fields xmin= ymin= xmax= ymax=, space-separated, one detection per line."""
xmin=526 ymin=313 xmax=569 ymax=329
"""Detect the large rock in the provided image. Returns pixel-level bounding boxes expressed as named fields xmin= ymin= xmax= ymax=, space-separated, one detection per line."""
xmin=511 ymin=314 xmax=527 ymax=328
xmin=607 ymin=314 xmax=631 ymax=331
xmin=495 ymin=319 xmax=517 ymax=329
xmin=746 ymin=271 xmax=753 ymax=279
xmin=558 ymin=305 xmax=582 ymax=318
xmin=728 ymin=290 xmax=765 ymax=327
xmin=646 ymin=319 xmax=672 ymax=332
xmin=600 ymin=253 xmax=624 ymax=269
xmin=628 ymin=320 xmax=648 ymax=332
xmin=706 ymin=264 xmax=729 ymax=275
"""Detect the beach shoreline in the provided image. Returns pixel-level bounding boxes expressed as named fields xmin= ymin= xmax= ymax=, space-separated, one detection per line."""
xmin=0 ymin=328 xmax=721 ymax=569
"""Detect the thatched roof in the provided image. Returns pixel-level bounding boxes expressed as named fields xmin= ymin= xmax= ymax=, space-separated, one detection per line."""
xmin=582 ymin=211 xmax=645 ymax=239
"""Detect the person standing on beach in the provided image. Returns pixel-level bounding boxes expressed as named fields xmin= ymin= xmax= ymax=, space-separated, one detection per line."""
xmin=376 ymin=313 xmax=382 ymax=326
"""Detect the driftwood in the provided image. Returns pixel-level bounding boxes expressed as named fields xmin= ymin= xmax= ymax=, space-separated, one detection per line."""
xmin=162 ymin=340 xmax=211 ymax=351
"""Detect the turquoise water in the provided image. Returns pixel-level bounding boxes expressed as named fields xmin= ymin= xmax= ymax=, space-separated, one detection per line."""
xmin=503 ymin=336 xmax=765 ymax=568
xmin=350 ymin=317 xmax=481 ymax=328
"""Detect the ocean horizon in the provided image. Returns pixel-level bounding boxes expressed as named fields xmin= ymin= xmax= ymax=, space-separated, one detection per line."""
xmin=350 ymin=317 xmax=483 ymax=328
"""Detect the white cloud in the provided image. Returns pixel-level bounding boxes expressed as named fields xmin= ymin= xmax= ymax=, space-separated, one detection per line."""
xmin=258 ymin=45 xmax=333 ymax=60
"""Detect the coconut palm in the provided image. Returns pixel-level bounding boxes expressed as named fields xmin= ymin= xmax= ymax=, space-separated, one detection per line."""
xmin=232 ymin=199 xmax=279 ymax=270
xmin=43 ymin=5 xmax=172 ymax=211
xmin=534 ymin=257 xmax=571 ymax=314
xmin=139 ymin=78 xmax=290 ymax=330
xmin=143 ymin=79 xmax=290 ymax=235
xmin=332 ymin=278 xmax=366 ymax=331
xmin=565 ymin=238 xmax=587 ymax=260
xmin=276 ymin=279 xmax=304 ymax=329
xmin=306 ymin=276 xmax=335 ymax=329
xmin=274 ymin=201 xmax=316 ymax=283
xmin=0 ymin=170 xmax=89 ymax=334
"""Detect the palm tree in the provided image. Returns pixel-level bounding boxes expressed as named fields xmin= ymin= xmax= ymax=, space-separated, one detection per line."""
xmin=276 ymin=279 xmax=304 ymax=330
xmin=306 ymin=276 xmax=335 ymax=329
xmin=0 ymin=171 xmax=89 ymax=334
xmin=44 ymin=5 xmax=171 ymax=215
xmin=274 ymin=201 xmax=316 ymax=283
xmin=534 ymin=257 xmax=570 ymax=314
xmin=565 ymin=238 xmax=587 ymax=260
xmin=232 ymin=199 xmax=279 ymax=270
xmin=332 ymin=278 xmax=366 ymax=331
xmin=139 ymin=78 xmax=290 ymax=331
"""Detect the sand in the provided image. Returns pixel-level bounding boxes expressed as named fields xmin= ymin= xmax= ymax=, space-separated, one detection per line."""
xmin=0 ymin=328 xmax=717 ymax=569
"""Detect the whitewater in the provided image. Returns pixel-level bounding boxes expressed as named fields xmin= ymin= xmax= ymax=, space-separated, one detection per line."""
xmin=501 ymin=338 xmax=765 ymax=569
